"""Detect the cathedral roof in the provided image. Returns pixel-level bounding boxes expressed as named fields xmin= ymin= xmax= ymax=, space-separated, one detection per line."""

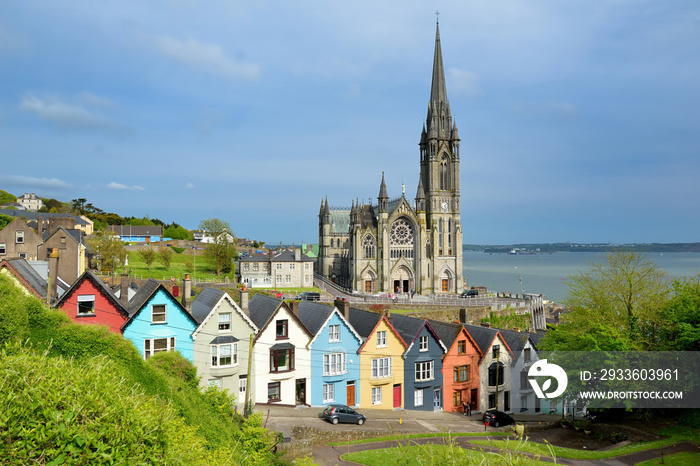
xmin=430 ymin=22 xmax=448 ymax=110
xmin=378 ymin=171 xmax=388 ymax=199
xmin=329 ymin=211 xmax=350 ymax=234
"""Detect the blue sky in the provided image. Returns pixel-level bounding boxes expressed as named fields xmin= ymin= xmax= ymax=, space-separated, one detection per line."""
xmin=1 ymin=1 xmax=699 ymax=245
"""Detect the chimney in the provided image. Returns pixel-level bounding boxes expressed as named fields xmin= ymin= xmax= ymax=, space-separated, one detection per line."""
xmin=480 ymin=322 xmax=491 ymax=328
xmin=334 ymin=297 xmax=350 ymax=321
xmin=289 ymin=300 xmax=300 ymax=318
xmin=459 ymin=308 xmax=467 ymax=324
xmin=240 ymin=286 xmax=249 ymax=314
xmin=295 ymin=248 xmax=301 ymax=261
xmin=37 ymin=216 xmax=43 ymax=235
xmin=182 ymin=274 xmax=192 ymax=313
xmin=48 ymin=248 xmax=59 ymax=302
xmin=120 ymin=268 xmax=129 ymax=307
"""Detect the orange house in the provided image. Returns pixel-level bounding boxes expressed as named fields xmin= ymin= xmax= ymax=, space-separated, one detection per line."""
xmin=430 ymin=320 xmax=483 ymax=413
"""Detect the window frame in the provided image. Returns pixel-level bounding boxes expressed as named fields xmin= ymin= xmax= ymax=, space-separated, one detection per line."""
xmin=454 ymin=364 xmax=470 ymax=383
xmin=211 ymin=343 xmax=238 ymax=367
xmin=323 ymin=352 xmax=346 ymax=376
xmin=270 ymin=347 xmax=294 ymax=372
xmin=419 ymin=335 xmax=429 ymax=352
xmin=457 ymin=340 xmax=466 ymax=354
xmin=218 ymin=312 xmax=231 ymax=331
xmin=376 ymin=330 xmax=387 ymax=348
xmin=144 ymin=337 xmax=175 ymax=359
xmin=0 ymin=242 xmax=5 ymax=255
xmin=328 ymin=324 xmax=340 ymax=343
xmin=322 ymin=383 xmax=335 ymax=404
xmin=371 ymin=386 xmax=382 ymax=406
xmin=267 ymin=382 xmax=281 ymax=402
xmin=276 ymin=319 xmax=288 ymax=339
xmin=492 ymin=345 xmax=500 ymax=358
xmin=414 ymin=388 xmax=424 ymax=407
xmin=415 ymin=360 xmax=434 ymax=382
xmin=76 ymin=294 xmax=96 ymax=316
xmin=15 ymin=231 xmax=24 ymax=244
xmin=151 ymin=304 xmax=166 ymax=324
xmin=371 ymin=357 xmax=392 ymax=379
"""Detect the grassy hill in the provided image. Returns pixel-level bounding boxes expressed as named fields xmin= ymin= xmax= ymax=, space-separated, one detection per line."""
xmin=0 ymin=273 xmax=287 ymax=465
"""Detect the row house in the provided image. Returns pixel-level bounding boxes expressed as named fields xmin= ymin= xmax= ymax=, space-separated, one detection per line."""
xmin=238 ymin=249 xmax=314 ymax=289
xmin=464 ymin=324 xmax=515 ymax=412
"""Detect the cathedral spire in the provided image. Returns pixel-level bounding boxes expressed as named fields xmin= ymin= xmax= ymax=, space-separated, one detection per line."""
xmin=430 ymin=21 xmax=448 ymax=110
xmin=426 ymin=20 xmax=452 ymax=139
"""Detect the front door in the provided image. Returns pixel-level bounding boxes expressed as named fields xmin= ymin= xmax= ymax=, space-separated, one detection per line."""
xmin=295 ymin=379 xmax=306 ymax=405
xmin=347 ymin=381 xmax=356 ymax=407
xmin=433 ymin=388 xmax=441 ymax=410
xmin=471 ymin=388 xmax=478 ymax=411
xmin=441 ymin=279 xmax=448 ymax=292
xmin=504 ymin=390 xmax=510 ymax=412
xmin=393 ymin=384 xmax=401 ymax=408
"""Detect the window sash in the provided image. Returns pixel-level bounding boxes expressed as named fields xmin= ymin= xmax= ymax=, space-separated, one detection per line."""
xmin=77 ymin=295 xmax=95 ymax=315
xmin=323 ymin=384 xmax=334 ymax=403
xmin=419 ymin=336 xmax=428 ymax=351
xmin=152 ymin=304 xmax=166 ymax=323
xmin=372 ymin=387 xmax=382 ymax=405
xmin=268 ymin=382 xmax=281 ymax=401
xmin=371 ymin=357 xmax=392 ymax=378
xmin=377 ymin=331 xmax=387 ymax=347
xmin=218 ymin=313 xmax=231 ymax=331
xmin=144 ymin=337 xmax=175 ymax=359
xmin=328 ymin=325 xmax=340 ymax=342
xmin=276 ymin=320 xmax=288 ymax=338
xmin=270 ymin=348 xmax=294 ymax=372
xmin=415 ymin=360 xmax=434 ymax=381
xmin=414 ymin=389 xmax=424 ymax=406
xmin=323 ymin=353 xmax=346 ymax=375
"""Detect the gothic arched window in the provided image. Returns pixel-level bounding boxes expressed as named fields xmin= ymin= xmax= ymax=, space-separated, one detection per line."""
xmin=439 ymin=155 xmax=449 ymax=190
xmin=362 ymin=235 xmax=375 ymax=259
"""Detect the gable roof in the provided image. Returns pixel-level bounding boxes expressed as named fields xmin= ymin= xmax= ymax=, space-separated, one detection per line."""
xmin=305 ymin=305 xmax=363 ymax=349
xmin=0 ymin=258 xmax=48 ymax=300
xmin=389 ymin=315 xmax=447 ymax=356
xmin=190 ymin=287 xmax=257 ymax=340
xmin=247 ymin=294 xmax=284 ymax=330
xmin=42 ymin=226 xmax=84 ymax=245
xmin=346 ymin=307 xmax=383 ymax=340
xmin=497 ymin=329 xmax=535 ymax=355
xmin=463 ymin=324 xmax=515 ymax=360
xmin=123 ymin=278 xmax=198 ymax=330
xmin=296 ymin=299 xmax=335 ymax=336
xmin=428 ymin=319 xmax=483 ymax=358
xmin=55 ymin=269 xmax=128 ymax=318
xmin=357 ymin=314 xmax=408 ymax=353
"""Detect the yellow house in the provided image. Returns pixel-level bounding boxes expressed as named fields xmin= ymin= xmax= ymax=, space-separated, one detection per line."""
xmin=358 ymin=315 xmax=407 ymax=410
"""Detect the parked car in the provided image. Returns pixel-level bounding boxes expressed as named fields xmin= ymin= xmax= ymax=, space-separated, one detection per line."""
xmin=322 ymin=404 xmax=366 ymax=425
xmin=296 ymin=291 xmax=321 ymax=301
xmin=460 ymin=289 xmax=479 ymax=298
xmin=482 ymin=410 xmax=514 ymax=427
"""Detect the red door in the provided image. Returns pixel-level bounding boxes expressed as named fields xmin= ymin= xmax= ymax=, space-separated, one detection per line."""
xmin=393 ymin=384 xmax=401 ymax=408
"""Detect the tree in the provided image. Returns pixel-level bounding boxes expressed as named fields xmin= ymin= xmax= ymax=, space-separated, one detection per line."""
xmin=660 ymin=274 xmax=700 ymax=350
xmin=164 ymin=224 xmax=190 ymax=240
xmin=139 ymin=246 xmax=157 ymax=270
xmin=198 ymin=218 xmax=237 ymax=276
xmin=159 ymin=246 xmax=174 ymax=270
xmin=541 ymin=251 xmax=670 ymax=351
xmin=87 ymin=230 xmax=127 ymax=274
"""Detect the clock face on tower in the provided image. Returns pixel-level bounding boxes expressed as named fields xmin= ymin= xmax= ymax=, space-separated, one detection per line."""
xmin=441 ymin=201 xmax=449 ymax=213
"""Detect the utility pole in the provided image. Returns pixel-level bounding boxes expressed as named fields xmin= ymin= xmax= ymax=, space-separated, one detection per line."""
xmin=244 ymin=332 xmax=255 ymax=417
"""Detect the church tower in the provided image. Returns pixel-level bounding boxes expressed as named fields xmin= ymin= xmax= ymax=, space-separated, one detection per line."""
xmin=419 ymin=21 xmax=463 ymax=293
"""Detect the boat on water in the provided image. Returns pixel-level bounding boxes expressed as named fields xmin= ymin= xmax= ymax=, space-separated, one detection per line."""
xmin=510 ymin=248 xmax=535 ymax=255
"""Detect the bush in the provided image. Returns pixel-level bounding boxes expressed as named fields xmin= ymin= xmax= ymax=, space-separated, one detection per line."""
xmin=146 ymin=350 xmax=199 ymax=389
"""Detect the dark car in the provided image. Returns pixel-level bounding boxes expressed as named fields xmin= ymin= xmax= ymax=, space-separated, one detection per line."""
xmin=322 ymin=404 xmax=366 ymax=425
xmin=460 ymin=289 xmax=479 ymax=298
xmin=296 ymin=291 xmax=321 ymax=301
xmin=482 ymin=410 xmax=514 ymax=427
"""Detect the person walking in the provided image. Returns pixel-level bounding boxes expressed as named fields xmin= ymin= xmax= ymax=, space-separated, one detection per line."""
xmin=462 ymin=401 xmax=468 ymax=416
xmin=466 ymin=401 xmax=472 ymax=416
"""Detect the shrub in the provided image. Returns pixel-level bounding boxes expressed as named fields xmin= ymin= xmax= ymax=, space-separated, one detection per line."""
xmin=146 ymin=350 xmax=199 ymax=389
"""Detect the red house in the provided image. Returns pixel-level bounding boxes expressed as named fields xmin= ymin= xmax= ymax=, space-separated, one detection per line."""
xmin=56 ymin=270 xmax=129 ymax=334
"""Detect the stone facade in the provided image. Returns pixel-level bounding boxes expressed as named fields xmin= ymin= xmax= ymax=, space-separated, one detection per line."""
xmin=318 ymin=23 xmax=463 ymax=295
xmin=239 ymin=249 xmax=314 ymax=289
xmin=0 ymin=218 xmax=42 ymax=261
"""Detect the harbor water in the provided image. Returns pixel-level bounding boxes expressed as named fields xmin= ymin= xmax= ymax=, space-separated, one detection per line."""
xmin=462 ymin=251 xmax=700 ymax=304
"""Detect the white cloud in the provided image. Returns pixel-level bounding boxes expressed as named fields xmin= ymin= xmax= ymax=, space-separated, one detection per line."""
xmin=155 ymin=36 xmax=259 ymax=80
xmin=447 ymin=68 xmax=481 ymax=97
xmin=107 ymin=182 xmax=145 ymax=190
xmin=0 ymin=175 xmax=71 ymax=189
xmin=20 ymin=94 xmax=114 ymax=129
xmin=79 ymin=91 xmax=117 ymax=108
xmin=185 ymin=182 xmax=194 ymax=189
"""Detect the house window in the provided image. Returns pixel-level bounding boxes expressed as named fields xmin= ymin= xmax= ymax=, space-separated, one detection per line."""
xmin=77 ymin=295 xmax=95 ymax=316
xmin=19 ymin=253 xmax=26 ymax=259
xmin=253 ymin=263 xmax=259 ymax=271
xmin=262 ymin=263 xmax=269 ymax=271
xmin=270 ymin=347 xmax=294 ymax=372
xmin=371 ymin=357 xmax=392 ymax=379
xmin=305 ymin=275 xmax=310 ymax=283
xmin=305 ymin=263 xmax=310 ymax=270
xmin=414 ymin=389 xmax=424 ymax=407
xmin=239 ymin=375 xmax=247 ymax=394
xmin=492 ymin=345 xmax=500 ymax=358
xmin=488 ymin=362 xmax=505 ymax=386
xmin=60 ymin=237 xmax=66 ymax=249
xmin=521 ymin=396 xmax=528 ymax=411
xmin=454 ymin=365 xmax=470 ymax=383
xmin=276 ymin=320 xmax=288 ymax=339
xmin=323 ymin=384 xmax=334 ymax=404
xmin=520 ymin=369 xmax=529 ymax=389
xmin=0 ymin=243 xmax=5 ymax=255
xmin=372 ymin=387 xmax=382 ymax=405
xmin=208 ymin=378 xmax=222 ymax=388
xmin=419 ymin=335 xmax=428 ymax=352
xmin=276 ymin=275 xmax=282 ymax=284
xmin=376 ymin=330 xmax=387 ymax=348
xmin=285 ymin=274 xmax=291 ymax=283
xmin=268 ymin=382 xmax=281 ymax=402
xmin=276 ymin=264 xmax=282 ymax=270
xmin=152 ymin=304 xmax=166 ymax=323
xmin=243 ymin=263 xmax=249 ymax=271
xmin=144 ymin=337 xmax=175 ymax=359
xmin=453 ymin=391 xmax=462 ymax=407
xmin=489 ymin=393 xmax=497 ymax=409
xmin=415 ymin=360 xmax=434 ymax=381
xmin=328 ymin=325 xmax=340 ymax=342
xmin=211 ymin=343 xmax=237 ymax=367
xmin=218 ymin=313 xmax=231 ymax=331
xmin=16 ymin=231 xmax=24 ymax=244
xmin=290 ymin=263 xmax=295 ymax=270
xmin=457 ymin=340 xmax=466 ymax=354
xmin=524 ymin=348 xmax=531 ymax=362
xmin=323 ymin=353 xmax=346 ymax=376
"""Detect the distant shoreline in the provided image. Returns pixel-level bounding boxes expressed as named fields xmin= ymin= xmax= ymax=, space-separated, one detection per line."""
xmin=463 ymin=243 xmax=700 ymax=254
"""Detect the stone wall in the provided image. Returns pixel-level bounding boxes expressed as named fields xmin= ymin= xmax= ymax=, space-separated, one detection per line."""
xmin=280 ymin=425 xmax=401 ymax=458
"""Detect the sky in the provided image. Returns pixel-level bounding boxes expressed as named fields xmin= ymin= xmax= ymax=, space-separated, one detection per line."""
xmin=1 ymin=1 xmax=699 ymax=245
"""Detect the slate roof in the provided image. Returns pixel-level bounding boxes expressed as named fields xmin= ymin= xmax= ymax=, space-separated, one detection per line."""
xmin=463 ymin=324 xmax=499 ymax=354
xmin=0 ymin=258 xmax=48 ymax=300
xmin=329 ymin=211 xmax=350 ymax=234
xmin=108 ymin=225 xmax=163 ymax=237
xmin=191 ymin=287 xmax=226 ymax=324
xmin=347 ymin=307 xmax=382 ymax=340
xmin=0 ymin=209 xmax=90 ymax=227
xmin=297 ymin=300 xmax=335 ymax=336
xmin=497 ymin=329 xmax=531 ymax=355
xmin=127 ymin=278 xmax=161 ymax=316
xmin=247 ymin=294 xmax=283 ymax=329
xmin=427 ymin=319 xmax=463 ymax=350
xmin=389 ymin=314 xmax=426 ymax=347
xmin=271 ymin=250 xmax=313 ymax=262
xmin=43 ymin=226 xmax=84 ymax=244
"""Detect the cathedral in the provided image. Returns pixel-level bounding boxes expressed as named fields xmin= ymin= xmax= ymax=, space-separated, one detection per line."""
xmin=318 ymin=22 xmax=463 ymax=295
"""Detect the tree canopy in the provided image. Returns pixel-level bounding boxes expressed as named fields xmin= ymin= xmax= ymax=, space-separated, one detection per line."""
xmin=198 ymin=218 xmax=237 ymax=276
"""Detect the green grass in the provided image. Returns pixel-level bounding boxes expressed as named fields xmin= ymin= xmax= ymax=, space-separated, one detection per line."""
xmin=327 ymin=431 xmax=511 ymax=446
xmin=634 ymin=452 xmax=700 ymax=466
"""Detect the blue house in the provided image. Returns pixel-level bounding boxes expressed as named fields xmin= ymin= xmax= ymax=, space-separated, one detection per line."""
xmin=108 ymin=225 xmax=162 ymax=243
xmin=122 ymin=279 xmax=198 ymax=362
xmin=299 ymin=298 xmax=363 ymax=407
xmin=390 ymin=314 xmax=447 ymax=411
